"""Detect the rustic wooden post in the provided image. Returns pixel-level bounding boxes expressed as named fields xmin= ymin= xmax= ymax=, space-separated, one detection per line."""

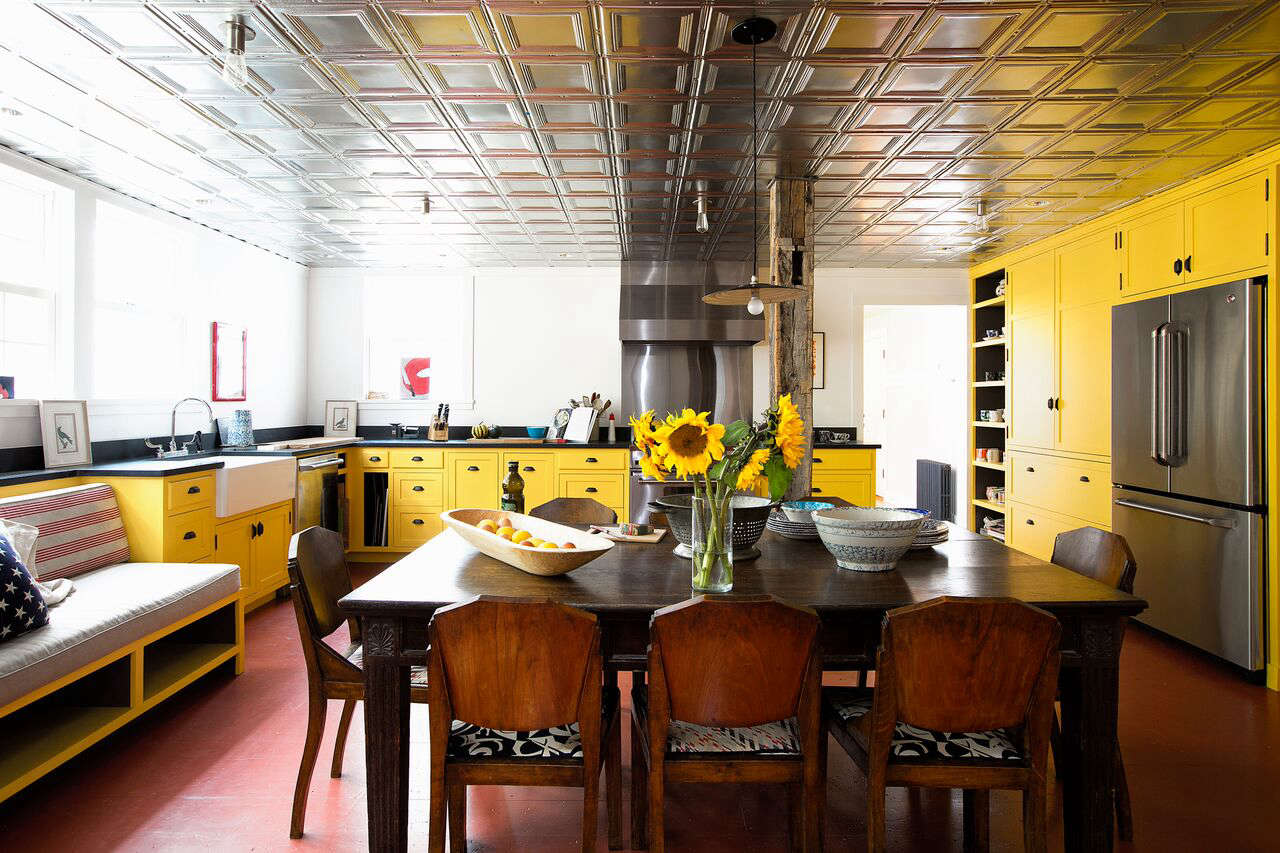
xmin=768 ymin=176 xmax=815 ymax=500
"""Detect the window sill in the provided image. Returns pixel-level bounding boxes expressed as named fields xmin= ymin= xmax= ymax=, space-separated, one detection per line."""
xmin=358 ymin=399 xmax=475 ymax=412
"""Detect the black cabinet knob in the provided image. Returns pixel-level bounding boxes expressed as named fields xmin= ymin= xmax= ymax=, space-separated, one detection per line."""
xmin=1026 ymin=519 xmax=1035 ymax=526
xmin=256 ymin=522 xmax=264 ymax=536
xmin=1079 ymin=475 xmax=1090 ymax=482
xmin=187 ymin=485 xmax=201 ymax=494
xmin=466 ymin=465 xmax=479 ymax=472
xmin=585 ymin=457 xmax=598 ymax=463
xmin=1185 ymin=255 xmax=1192 ymax=273
xmin=1026 ymin=466 xmax=1035 ymax=472
xmin=585 ymin=487 xmax=598 ymax=493
xmin=412 ymin=485 xmax=424 ymax=492
xmin=183 ymin=530 xmax=197 ymax=540
xmin=1046 ymin=397 xmax=1054 ymax=410
xmin=1174 ymin=258 xmax=1183 ymax=275
xmin=411 ymin=456 xmax=424 ymax=462
xmin=412 ymin=518 xmax=425 ymax=526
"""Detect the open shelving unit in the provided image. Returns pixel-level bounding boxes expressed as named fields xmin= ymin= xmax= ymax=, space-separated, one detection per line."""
xmin=969 ymin=268 xmax=1007 ymax=540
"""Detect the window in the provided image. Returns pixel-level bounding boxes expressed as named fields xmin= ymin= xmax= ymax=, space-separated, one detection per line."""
xmin=363 ymin=274 xmax=473 ymax=404
xmin=92 ymin=201 xmax=192 ymax=399
xmin=0 ymin=164 xmax=70 ymax=398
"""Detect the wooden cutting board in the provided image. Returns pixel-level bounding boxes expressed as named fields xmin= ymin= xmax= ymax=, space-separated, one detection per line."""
xmin=463 ymin=438 xmax=545 ymax=444
xmin=588 ymin=526 xmax=668 ymax=543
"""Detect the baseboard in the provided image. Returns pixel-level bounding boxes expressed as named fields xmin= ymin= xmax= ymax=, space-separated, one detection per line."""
xmin=1267 ymin=662 xmax=1278 ymax=691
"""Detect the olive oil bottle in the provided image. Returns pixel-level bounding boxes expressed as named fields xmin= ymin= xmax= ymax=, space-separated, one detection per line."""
xmin=501 ymin=460 xmax=525 ymax=514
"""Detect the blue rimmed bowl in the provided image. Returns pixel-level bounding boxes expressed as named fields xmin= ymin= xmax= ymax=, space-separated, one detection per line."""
xmin=781 ymin=500 xmax=835 ymax=523
xmin=812 ymin=507 xmax=927 ymax=572
xmin=526 ymin=426 xmax=548 ymax=438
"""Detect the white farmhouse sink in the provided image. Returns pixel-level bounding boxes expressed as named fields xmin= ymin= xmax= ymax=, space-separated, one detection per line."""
xmin=214 ymin=456 xmax=297 ymax=518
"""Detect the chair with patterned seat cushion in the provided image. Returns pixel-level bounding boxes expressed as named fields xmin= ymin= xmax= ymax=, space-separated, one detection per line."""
xmin=630 ymin=595 xmax=823 ymax=852
xmin=286 ymin=526 xmax=429 ymax=840
xmin=824 ymin=596 xmax=1060 ymax=853
xmin=427 ymin=596 xmax=620 ymax=853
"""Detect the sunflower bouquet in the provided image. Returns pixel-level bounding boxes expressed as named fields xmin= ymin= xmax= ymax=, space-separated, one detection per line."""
xmin=631 ymin=395 xmax=806 ymax=591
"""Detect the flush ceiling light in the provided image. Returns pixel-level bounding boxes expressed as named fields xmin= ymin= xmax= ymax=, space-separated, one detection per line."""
xmin=975 ymin=199 xmax=991 ymax=234
xmin=702 ymin=16 xmax=806 ymax=316
xmin=221 ymin=15 xmax=256 ymax=89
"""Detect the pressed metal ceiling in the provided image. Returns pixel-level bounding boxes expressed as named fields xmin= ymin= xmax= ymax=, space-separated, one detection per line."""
xmin=1 ymin=2 xmax=1278 ymax=268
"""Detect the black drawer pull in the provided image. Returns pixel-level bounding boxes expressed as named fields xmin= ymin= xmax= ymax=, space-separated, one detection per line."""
xmin=1079 ymin=475 xmax=1090 ymax=483
xmin=466 ymin=465 xmax=479 ymax=472
xmin=1174 ymin=257 xmax=1183 ymax=275
xmin=585 ymin=487 xmax=598 ymax=493
xmin=187 ymin=485 xmax=201 ymax=494
xmin=182 ymin=530 xmax=197 ymax=540
xmin=411 ymin=455 xmax=424 ymax=462
xmin=1026 ymin=519 xmax=1035 ymax=526
xmin=812 ymin=487 xmax=823 ymax=493
xmin=585 ymin=456 xmax=598 ymax=463
xmin=256 ymin=522 xmax=264 ymax=536
xmin=523 ymin=466 xmax=535 ymax=472
xmin=412 ymin=485 xmax=425 ymax=492
xmin=1026 ymin=466 xmax=1035 ymax=472
xmin=813 ymin=457 xmax=824 ymax=464
xmin=412 ymin=518 xmax=425 ymax=526
xmin=1184 ymin=255 xmax=1192 ymax=273
xmin=368 ymin=455 xmax=381 ymax=462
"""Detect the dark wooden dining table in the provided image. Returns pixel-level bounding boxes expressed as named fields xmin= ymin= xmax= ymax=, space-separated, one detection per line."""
xmin=340 ymin=525 xmax=1146 ymax=853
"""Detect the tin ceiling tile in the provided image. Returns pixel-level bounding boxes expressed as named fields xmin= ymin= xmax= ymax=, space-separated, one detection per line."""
xmin=1008 ymin=8 xmax=1136 ymax=55
xmin=521 ymin=62 xmax=597 ymax=95
xmin=496 ymin=10 xmax=593 ymax=54
xmin=392 ymin=9 xmax=493 ymax=52
xmin=935 ymin=101 xmax=1021 ymax=130
xmin=965 ymin=61 xmax=1073 ymax=97
xmin=812 ymin=12 xmax=915 ymax=58
xmin=1107 ymin=5 xmax=1250 ymax=55
xmin=905 ymin=10 xmax=1023 ymax=57
xmin=1226 ymin=60 xmax=1280 ymax=94
xmin=1145 ymin=57 xmax=1267 ymax=96
xmin=797 ymin=63 xmax=876 ymax=96
xmin=285 ymin=11 xmax=391 ymax=53
xmin=425 ymin=61 xmax=511 ymax=94
xmin=876 ymin=64 xmax=972 ymax=98
xmin=1009 ymin=101 xmax=1107 ymax=131
xmin=606 ymin=9 xmax=697 ymax=56
xmin=1088 ymin=100 xmax=1184 ymax=130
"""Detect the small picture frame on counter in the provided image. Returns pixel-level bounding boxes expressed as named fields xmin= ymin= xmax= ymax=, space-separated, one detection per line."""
xmin=325 ymin=399 xmax=358 ymax=438
xmin=39 ymin=400 xmax=92 ymax=469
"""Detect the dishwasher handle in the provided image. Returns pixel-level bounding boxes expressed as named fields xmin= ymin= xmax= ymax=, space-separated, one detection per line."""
xmin=1113 ymin=497 xmax=1235 ymax=529
xmin=299 ymin=457 xmax=342 ymax=471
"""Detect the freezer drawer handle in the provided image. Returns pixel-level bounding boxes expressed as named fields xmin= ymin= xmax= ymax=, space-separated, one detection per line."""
xmin=1025 ymin=466 xmax=1035 ymax=472
xmin=1113 ymin=498 xmax=1235 ymax=529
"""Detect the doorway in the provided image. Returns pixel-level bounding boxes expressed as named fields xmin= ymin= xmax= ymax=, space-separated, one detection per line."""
xmin=862 ymin=305 xmax=967 ymax=519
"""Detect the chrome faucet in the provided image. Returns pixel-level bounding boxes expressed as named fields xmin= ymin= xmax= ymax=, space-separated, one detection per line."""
xmin=145 ymin=397 xmax=215 ymax=458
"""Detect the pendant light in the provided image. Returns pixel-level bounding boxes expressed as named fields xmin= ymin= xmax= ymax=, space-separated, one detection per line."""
xmin=702 ymin=16 xmax=807 ymax=315
xmin=221 ymin=15 xmax=256 ymax=89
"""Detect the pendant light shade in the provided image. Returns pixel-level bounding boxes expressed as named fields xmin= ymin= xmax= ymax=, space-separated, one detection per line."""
xmin=702 ymin=17 xmax=806 ymax=312
xmin=221 ymin=15 xmax=256 ymax=89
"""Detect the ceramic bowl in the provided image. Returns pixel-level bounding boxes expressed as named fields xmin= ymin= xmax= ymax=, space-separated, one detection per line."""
xmin=812 ymin=507 xmax=927 ymax=572
xmin=781 ymin=500 xmax=835 ymax=523
xmin=526 ymin=426 xmax=548 ymax=438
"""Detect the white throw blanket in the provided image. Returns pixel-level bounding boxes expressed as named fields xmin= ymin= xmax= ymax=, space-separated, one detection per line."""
xmin=0 ymin=517 xmax=76 ymax=607
xmin=36 ymin=577 xmax=76 ymax=607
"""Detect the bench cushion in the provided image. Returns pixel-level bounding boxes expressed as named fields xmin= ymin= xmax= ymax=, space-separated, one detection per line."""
xmin=0 ymin=484 xmax=130 ymax=580
xmin=0 ymin=562 xmax=240 ymax=710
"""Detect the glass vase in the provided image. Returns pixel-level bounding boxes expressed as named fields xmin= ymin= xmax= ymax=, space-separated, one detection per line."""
xmin=691 ymin=495 xmax=733 ymax=593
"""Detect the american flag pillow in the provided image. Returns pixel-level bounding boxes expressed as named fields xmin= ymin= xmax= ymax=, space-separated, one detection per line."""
xmin=0 ymin=529 xmax=49 ymax=643
xmin=0 ymin=484 xmax=131 ymax=580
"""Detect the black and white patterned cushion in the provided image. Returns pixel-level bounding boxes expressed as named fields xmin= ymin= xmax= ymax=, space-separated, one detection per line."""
xmin=634 ymin=685 xmax=801 ymax=755
xmin=448 ymin=720 xmax=583 ymax=759
xmin=825 ymin=687 xmax=1022 ymax=762
xmin=0 ymin=531 xmax=49 ymax=644
xmin=343 ymin=643 xmax=429 ymax=687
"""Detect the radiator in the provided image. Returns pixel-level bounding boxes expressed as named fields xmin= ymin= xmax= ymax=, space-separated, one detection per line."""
xmin=916 ymin=459 xmax=953 ymax=522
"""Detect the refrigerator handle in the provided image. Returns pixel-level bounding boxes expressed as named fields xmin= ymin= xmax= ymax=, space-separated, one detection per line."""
xmin=1166 ymin=325 xmax=1187 ymax=465
xmin=1151 ymin=323 xmax=1167 ymax=465
xmin=1113 ymin=497 xmax=1236 ymax=528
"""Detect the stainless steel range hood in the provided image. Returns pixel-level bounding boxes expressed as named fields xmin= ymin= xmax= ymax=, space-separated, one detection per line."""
xmin=620 ymin=261 xmax=761 ymax=430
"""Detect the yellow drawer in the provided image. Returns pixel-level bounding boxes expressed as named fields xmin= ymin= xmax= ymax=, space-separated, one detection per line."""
xmin=393 ymin=472 xmax=445 ymax=506
xmin=811 ymin=472 xmax=875 ymax=506
xmin=811 ymin=449 xmax=875 ymax=472
xmin=1007 ymin=501 xmax=1097 ymax=563
xmin=1008 ymin=452 xmax=1110 ymax=526
xmin=450 ymin=452 xmax=500 ymax=509
xmin=503 ymin=452 xmax=557 ymax=514
xmin=164 ymin=509 xmax=214 ymax=562
xmin=165 ymin=473 xmax=214 ymax=515
xmin=391 ymin=510 xmax=443 ymax=549
xmin=358 ymin=448 xmax=390 ymax=468
xmin=556 ymin=448 xmax=629 ymax=471
xmin=390 ymin=448 xmax=444 ymax=469
xmin=558 ymin=473 xmax=626 ymax=508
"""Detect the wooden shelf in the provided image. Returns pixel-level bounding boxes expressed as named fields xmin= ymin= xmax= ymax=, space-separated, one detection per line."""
xmin=973 ymin=460 xmax=1007 ymax=471
xmin=972 ymin=295 xmax=1006 ymax=310
xmin=973 ymin=338 xmax=1006 ymax=348
xmin=972 ymin=380 xmax=1005 ymax=388
xmin=0 ymin=705 xmax=131 ymax=799
xmin=972 ymin=498 xmax=1007 ymax=513
xmin=972 ymin=421 xmax=1008 ymax=429
xmin=143 ymin=642 xmax=238 ymax=702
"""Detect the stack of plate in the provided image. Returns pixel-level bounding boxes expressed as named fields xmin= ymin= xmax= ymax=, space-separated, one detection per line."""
xmin=766 ymin=509 xmax=821 ymax=540
xmin=908 ymin=518 xmax=949 ymax=550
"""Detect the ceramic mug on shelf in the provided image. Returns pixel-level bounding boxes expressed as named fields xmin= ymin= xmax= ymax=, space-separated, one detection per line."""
xmin=988 ymin=448 xmax=1001 ymax=464
xmin=976 ymin=448 xmax=988 ymax=461
xmin=986 ymin=486 xmax=999 ymax=501
xmin=994 ymin=408 xmax=1005 ymax=422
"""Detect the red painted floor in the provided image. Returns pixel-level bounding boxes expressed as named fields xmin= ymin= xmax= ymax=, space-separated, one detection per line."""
xmin=1 ymin=575 xmax=1278 ymax=852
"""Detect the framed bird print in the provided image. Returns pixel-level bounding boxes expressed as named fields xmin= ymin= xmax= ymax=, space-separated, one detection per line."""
xmin=325 ymin=400 xmax=358 ymax=438
xmin=40 ymin=400 xmax=92 ymax=468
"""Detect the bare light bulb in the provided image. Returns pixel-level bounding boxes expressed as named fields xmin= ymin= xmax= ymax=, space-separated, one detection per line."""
xmin=221 ymin=16 xmax=255 ymax=89
xmin=747 ymin=293 xmax=765 ymax=315
xmin=696 ymin=208 xmax=709 ymax=233
xmin=421 ymin=196 xmax=431 ymax=226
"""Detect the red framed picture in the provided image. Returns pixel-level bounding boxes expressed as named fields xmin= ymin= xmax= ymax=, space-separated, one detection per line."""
xmin=212 ymin=322 xmax=247 ymax=401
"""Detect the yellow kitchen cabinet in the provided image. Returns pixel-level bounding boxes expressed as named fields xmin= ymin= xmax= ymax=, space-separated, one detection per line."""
xmin=557 ymin=449 xmax=629 ymax=471
xmin=214 ymin=500 xmax=292 ymax=608
xmin=1058 ymin=230 xmax=1121 ymax=308
xmin=1184 ymin=171 xmax=1270 ymax=283
xmin=811 ymin=473 xmax=875 ymax=506
xmin=503 ymin=451 xmax=556 ymax=513
xmin=392 ymin=510 xmax=443 ymax=549
xmin=1007 ymin=451 xmax=1111 ymax=528
xmin=214 ymin=517 xmax=255 ymax=595
xmin=1056 ymin=299 xmax=1111 ymax=457
xmin=449 ymin=452 xmax=500 ymax=509
xmin=1007 ymin=251 xmax=1055 ymax=319
xmin=389 ymin=448 xmax=444 ymax=469
xmin=393 ymin=471 xmax=445 ymax=506
xmin=1007 ymin=501 xmax=1085 ymax=562
xmin=1009 ymin=307 xmax=1055 ymax=450
xmin=357 ymin=448 xmax=389 ymax=468
xmin=96 ymin=471 xmax=217 ymax=563
xmin=557 ymin=472 xmax=627 ymax=520
xmin=1123 ymin=203 xmax=1184 ymax=296
xmin=164 ymin=509 xmax=214 ymax=563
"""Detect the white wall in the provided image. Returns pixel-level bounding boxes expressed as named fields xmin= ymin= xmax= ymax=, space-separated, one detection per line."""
xmin=307 ymin=266 xmax=621 ymax=428
xmin=0 ymin=147 xmax=309 ymax=449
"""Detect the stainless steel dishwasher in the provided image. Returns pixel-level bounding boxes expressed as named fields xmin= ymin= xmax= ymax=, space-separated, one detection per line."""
xmin=296 ymin=452 xmax=346 ymax=544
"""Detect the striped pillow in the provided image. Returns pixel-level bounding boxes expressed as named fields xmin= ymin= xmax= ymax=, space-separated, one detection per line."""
xmin=0 ymin=483 xmax=131 ymax=580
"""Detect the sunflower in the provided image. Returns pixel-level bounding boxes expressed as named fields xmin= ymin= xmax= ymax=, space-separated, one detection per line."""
xmin=774 ymin=393 xmax=807 ymax=470
xmin=735 ymin=447 xmax=772 ymax=491
xmin=655 ymin=409 xmax=726 ymax=478
xmin=630 ymin=410 xmax=668 ymax=481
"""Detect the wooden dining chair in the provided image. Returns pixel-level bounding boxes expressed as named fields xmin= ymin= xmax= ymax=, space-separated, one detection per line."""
xmin=427 ymin=596 xmax=620 ymax=853
xmin=529 ymin=497 xmax=618 ymax=525
xmin=630 ymin=595 xmax=823 ymax=852
xmin=823 ymin=597 xmax=1061 ymax=853
xmin=287 ymin=526 xmax=428 ymax=839
xmin=1051 ymin=526 xmax=1136 ymax=841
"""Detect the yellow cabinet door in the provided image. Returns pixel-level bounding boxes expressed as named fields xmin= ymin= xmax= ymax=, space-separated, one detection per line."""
xmin=1057 ymin=231 xmax=1120 ymax=309
xmin=449 ymin=452 xmax=500 ymax=509
xmin=1009 ymin=309 xmax=1055 ymax=449
xmin=1007 ymin=251 xmax=1055 ymax=319
xmin=503 ymin=451 xmax=556 ymax=514
xmin=1123 ymin=203 xmax=1184 ymax=296
xmin=1007 ymin=502 xmax=1080 ymax=562
xmin=1056 ymin=300 xmax=1111 ymax=456
xmin=392 ymin=510 xmax=443 ymax=549
xmin=1184 ymin=172 xmax=1270 ymax=283
xmin=253 ymin=505 xmax=291 ymax=594
xmin=811 ymin=472 xmax=875 ymax=506
xmin=214 ymin=518 xmax=255 ymax=596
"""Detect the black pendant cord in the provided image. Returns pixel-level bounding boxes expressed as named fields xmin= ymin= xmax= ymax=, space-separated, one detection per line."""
xmin=750 ymin=35 xmax=758 ymax=282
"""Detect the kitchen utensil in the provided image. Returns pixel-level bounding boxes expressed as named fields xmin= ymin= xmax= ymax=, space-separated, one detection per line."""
xmin=441 ymin=508 xmax=613 ymax=576
xmin=652 ymin=494 xmax=774 ymax=560
xmin=588 ymin=525 xmax=667 ymax=543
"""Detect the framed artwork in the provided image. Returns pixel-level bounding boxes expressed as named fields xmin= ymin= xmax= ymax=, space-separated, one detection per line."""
xmin=400 ymin=356 xmax=431 ymax=398
xmin=0 ymin=376 xmax=13 ymax=399
xmin=325 ymin=400 xmax=358 ymax=438
xmin=812 ymin=332 xmax=825 ymax=390
xmin=40 ymin=400 xmax=92 ymax=468
xmin=212 ymin=322 xmax=247 ymax=401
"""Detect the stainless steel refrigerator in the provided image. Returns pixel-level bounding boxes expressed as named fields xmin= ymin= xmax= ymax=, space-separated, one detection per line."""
xmin=1112 ymin=277 xmax=1266 ymax=671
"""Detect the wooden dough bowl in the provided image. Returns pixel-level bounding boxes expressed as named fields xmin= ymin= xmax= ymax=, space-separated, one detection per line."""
xmin=441 ymin=508 xmax=615 ymax=576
